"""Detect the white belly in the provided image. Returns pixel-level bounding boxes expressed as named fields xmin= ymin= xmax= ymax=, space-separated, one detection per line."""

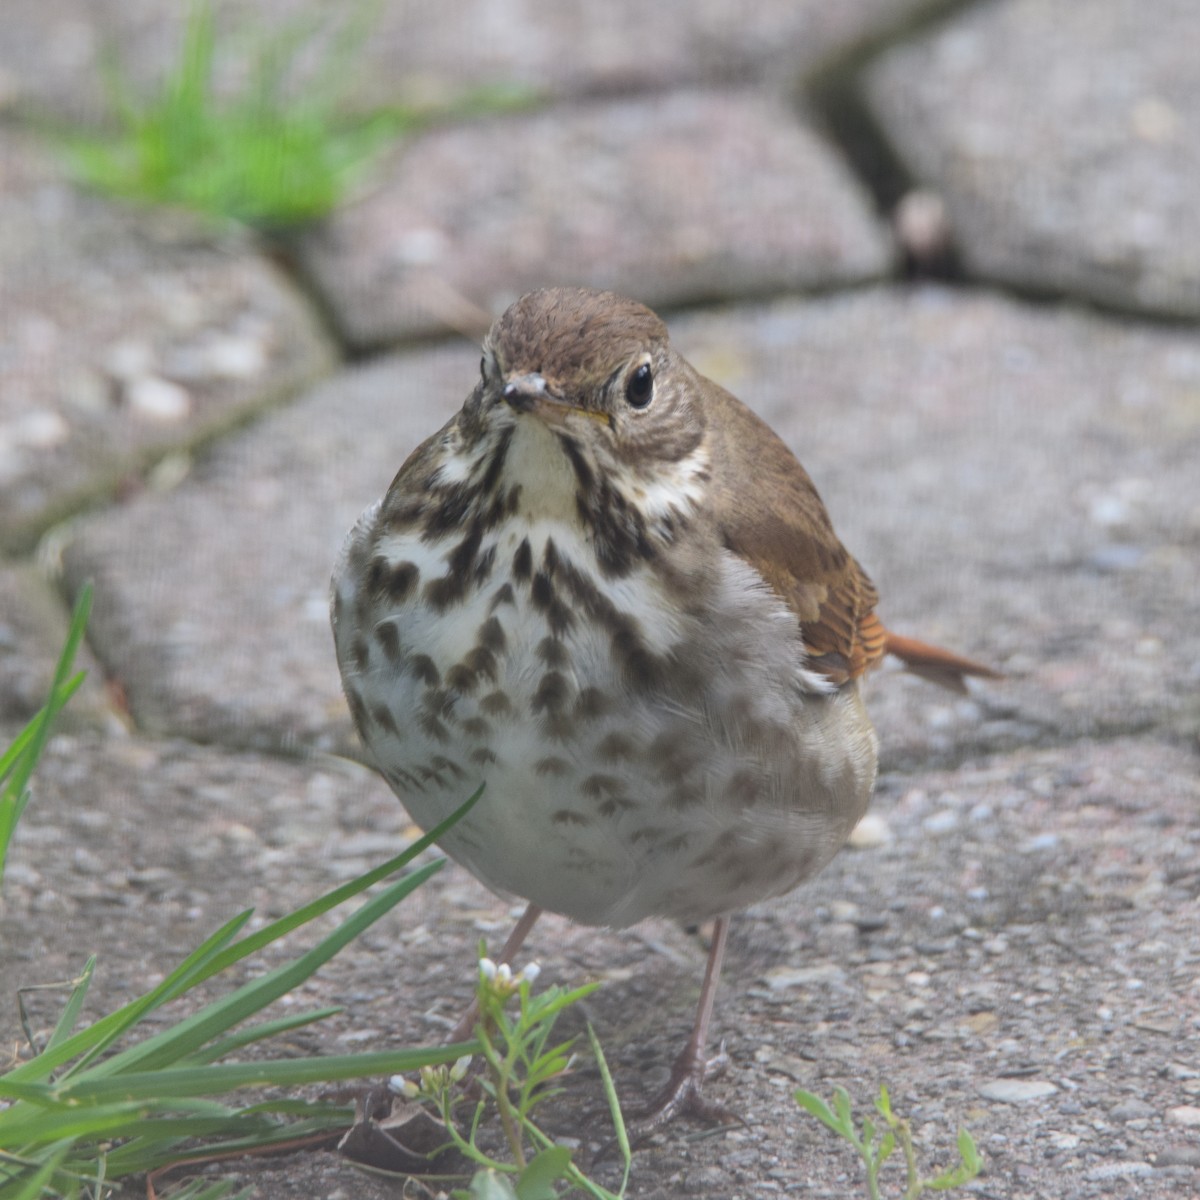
xmin=333 ymin=514 xmax=877 ymax=927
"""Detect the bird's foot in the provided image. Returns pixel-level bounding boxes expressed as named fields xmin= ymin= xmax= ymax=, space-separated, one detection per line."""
xmin=621 ymin=1040 xmax=743 ymax=1146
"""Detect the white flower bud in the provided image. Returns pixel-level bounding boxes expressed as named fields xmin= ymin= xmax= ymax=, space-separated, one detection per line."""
xmin=479 ymin=957 xmax=498 ymax=981
xmin=521 ymin=962 xmax=541 ymax=985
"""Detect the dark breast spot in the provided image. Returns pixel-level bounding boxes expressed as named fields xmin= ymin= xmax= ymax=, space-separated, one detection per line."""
xmin=535 ymin=755 xmax=572 ymax=777
xmin=552 ymin=809 xmax=591 ymax=826
xmin=446 ymin=645 xmax=497 ymax=694
xmin=386 ymin=561 xmax=420 ymax=604
xmin=428 ymin=754 xmax=467 ymax=781
xmin=530 ymin=572 xmax=574 ymax=636
xmin=595 ymin=730 xmax=638 ymax=761
xmin=531 ymin=671 xmax=570 ymax=715
xmin=476 ymin=616 xmax=507 ymax=654
xmin=581 ymin=773 xmax=623 ymax=800
xmin=597 ymin=795 xmax=637 ymax=818
xmin=573 ymin=687 xmax=611 ymax=721
xmin=460 ymin=715 xmax=492 ymax=739
xmin=480 ymin=690 xmax=514 ymax=717
xmin=344 ymin=685 xmax=367 ymax=731
xmin=418 ymin=712 xmax=450 ymax=743
xmin=370 ymin=703 xmax=400 ymax=737
xmin=409 ymin=655 xmax=441 ymax=686
xmin=489 ymin=582 xmax=516 ymax=611
xmin=513 ymin=538 xmax=533 ymax=581
xmin=535 ymin=636 xmax=569 ymax=668
xmin=374 ymin=620 xmax=405 ymax=663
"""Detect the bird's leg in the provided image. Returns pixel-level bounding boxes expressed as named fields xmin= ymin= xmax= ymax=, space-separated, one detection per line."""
xmin=629 ymin=914 xmax=740 ymax=1134
xmin=447 ymin=902 xmax=543 ymax=1044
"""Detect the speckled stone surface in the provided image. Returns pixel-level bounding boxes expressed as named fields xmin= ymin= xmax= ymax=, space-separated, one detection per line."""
xmin=2 ymin=2 xmax=1199 ymax=1195
xmin=295 ymin=91 xmax=894 ymax=347
xmin=0 ymin=129 xmax=335 ymax=553
xmin=1 ymin=0 xmax=952 ymax=125
xmin=58 ymin=287 xmax=1200 ymax=771
xmin=866 ymin=0 xmax=1200 ymax=316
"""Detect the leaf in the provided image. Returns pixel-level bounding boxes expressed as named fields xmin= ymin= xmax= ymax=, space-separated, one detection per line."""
xmin=461 ymin=1169 xmax=520 ymax=1200
xmin=793 ymin=1089 xmax=841 ymax=1134
xmin=515 ymin=1145 xmax=572 ymax=1199
xmin=587 ymin=1024 xmax=629 ymax=1197
xmin=832 ymin=1086 xmax=855 ymax=1134
xmin=958 ymin=1126 xmax=982 ymax=1172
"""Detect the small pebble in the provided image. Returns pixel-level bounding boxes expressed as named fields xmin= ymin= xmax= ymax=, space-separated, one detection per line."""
xmin=1111 ymin=1099 xmax=1155 ymax=1122
xmin=922 ymin=810 xmax=958 ymax=835
xmin=1084 ymin=1162 xmax=1153 ymax=1181
xmin=848 ymin=812 xmax=891 ymax=848
xmin=126 ymin=375 xmax=192 ymax=421
xmin=1157 ymin=1145 xmax=1200 ymax=1168
xmin=1166 ymin=1105 xmax=1200 ymax=1127
xmin=979 ymin=1079 xmax=1058 ymax=1103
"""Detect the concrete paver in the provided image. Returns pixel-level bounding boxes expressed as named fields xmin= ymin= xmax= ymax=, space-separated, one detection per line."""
xmin=3 ymin=0 xmax=953 ymax=125
xmin=0 ymin=129 xmax=335 ymax=554
xmin=866 ymin=0 xmax=1200 ymax=316
xmin=0 ymin=561 xmax=113 ymax=730
xmin=2 ymin=1 xmax=1198 ymax=1195
xmin=2 ymin=731 xmax=1195 ymax=1199
xmin=60 ymin=287 xmax=1200 ymax=770
xmin=296 ymin=91 xmax=894 ymax=347
xmin=61 ymin=345 xmax=472 ymax=755
xmin=670 ymin=288 xmax=1200 ymax=762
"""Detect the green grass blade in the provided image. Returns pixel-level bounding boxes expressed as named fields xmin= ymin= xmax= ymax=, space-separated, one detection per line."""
xmin=587 ymin=1023 xmax=629 ymax=1196
xmin=5 ymin=910 xmax=254 ymax=1083
xmin=7 ymin=786 xmax=481 ymax=1084
xmin=0 ymin=1142 xmax=72 ymax=1200
xmin=43 ymin=958 xmax=96 ymax=1054
xmin=75 ymin=858 xmax=447 ymax=1077
xmin=61 ymin=1044 xmax=478 ymax=1103
xmin=0 ymin=584 xmax=91 ymax=884
xmin=183 ymin=1007 xmax=344 ymax=1065
xmin=167 ymin=784 xmax=484 ymax=990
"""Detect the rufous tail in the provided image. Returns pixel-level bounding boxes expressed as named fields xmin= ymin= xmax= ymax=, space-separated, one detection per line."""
xmin=883 ymin=632 xmax=1002 ymax=695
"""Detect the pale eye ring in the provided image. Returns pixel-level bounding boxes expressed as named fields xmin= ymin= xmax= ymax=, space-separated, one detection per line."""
xmin=625 ymin=362 xmax=653 ymax=409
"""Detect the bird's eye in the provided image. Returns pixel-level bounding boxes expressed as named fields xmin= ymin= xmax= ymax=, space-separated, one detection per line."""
xmin=625 ymin=362 xmax=654 ymax=409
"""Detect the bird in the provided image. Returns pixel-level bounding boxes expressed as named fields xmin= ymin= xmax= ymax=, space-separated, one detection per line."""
xmin=331 ymin=286 xmax=997 ymax=1129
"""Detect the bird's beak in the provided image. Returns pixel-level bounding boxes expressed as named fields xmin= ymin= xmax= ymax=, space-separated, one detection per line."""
xmin=502 ymin=373 xmax=607 ymax=428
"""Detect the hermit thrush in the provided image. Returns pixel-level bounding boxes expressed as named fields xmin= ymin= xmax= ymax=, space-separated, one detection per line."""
xmin=331 ymin=287 xmax=996 ymax=1127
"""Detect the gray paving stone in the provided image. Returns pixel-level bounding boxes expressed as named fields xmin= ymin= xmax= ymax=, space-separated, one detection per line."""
xmin=866 ymin=0 xmax=1200 ymax=317
xmin=670 ymin=288 xmax=1200 ymax=762
xmin=2 ymin=0 xmax=955 ymax=126
xmin=0 ymin=561 xmax=114 ymax=730
xmin=58 ymin=286 xmax=1199 ymax=770
xmin=0 ymin=130 xmax=336 ymax=554
xmin=295 ymin=91 xmax=895 ymax=347
xmin=2 ymin=730 xmax=1197 ymax=1199
xmin=61 ymin=344 xmax=474 ymax=755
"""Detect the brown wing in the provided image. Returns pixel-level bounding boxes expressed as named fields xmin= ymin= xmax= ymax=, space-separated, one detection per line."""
xmin=703 ymin=378 xmax=885 ymax=686
xmin=703 ymin=375 xmax=1000 ymax=692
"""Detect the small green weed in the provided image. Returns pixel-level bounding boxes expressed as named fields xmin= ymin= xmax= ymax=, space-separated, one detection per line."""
xmin=400 ymin=956 xmax=629 ymax=1199
xmin=794 ymin=1084 xmax=982 ymax=1199
xmin=0 ymin=790 xmax=486 ymax=1200
xmin=62 ymin=2 xmax=405 ymax=228
xmin=0 ymin=583 xmax=91 ymax=889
